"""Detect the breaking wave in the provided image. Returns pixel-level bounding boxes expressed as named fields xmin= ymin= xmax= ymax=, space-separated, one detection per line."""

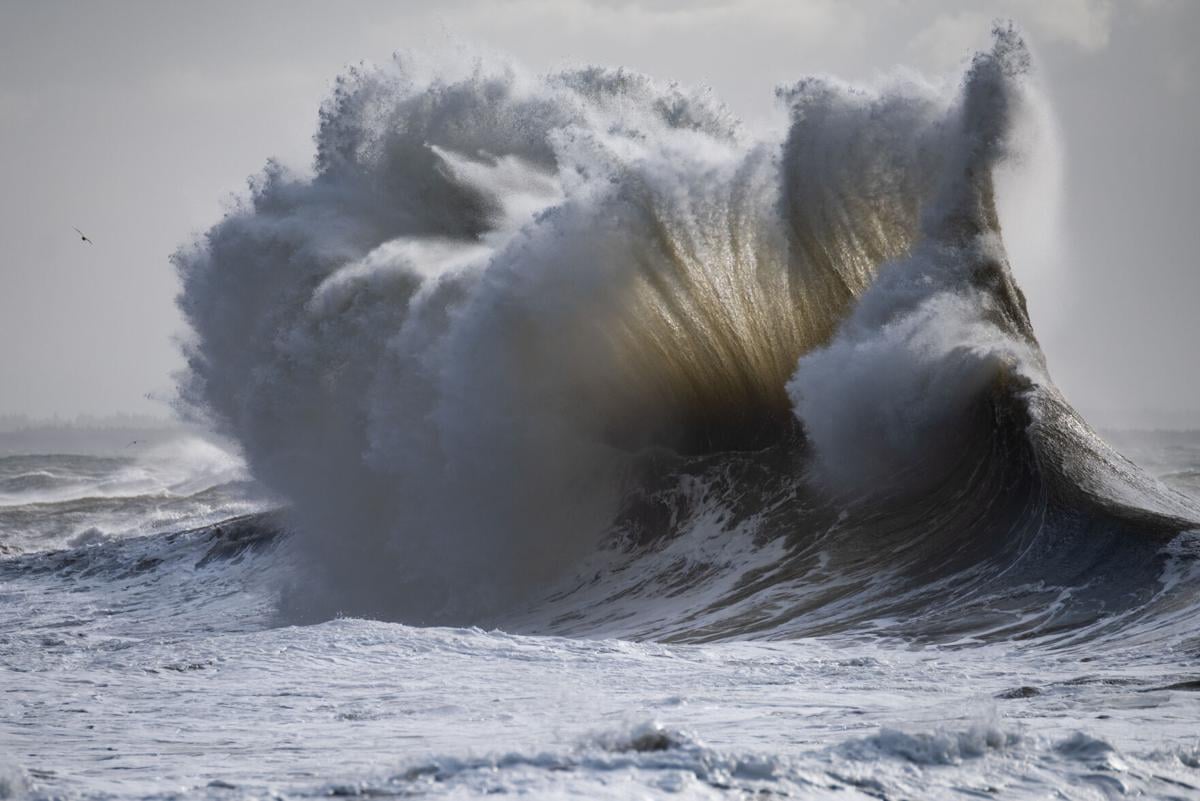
xmin=174 ymin=25 xmax=1199 ymax=637
xmin=0 ymin=435 xmax=268 ymax=554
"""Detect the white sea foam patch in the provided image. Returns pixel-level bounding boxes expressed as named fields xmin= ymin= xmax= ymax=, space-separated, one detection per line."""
xmin=312 ymin=715 xmax=1200 ymax=800
xmin=839 ymin=723 xmax=1020 ymax=765
xmin=6 ymin=553 xmax=1200 ymax=801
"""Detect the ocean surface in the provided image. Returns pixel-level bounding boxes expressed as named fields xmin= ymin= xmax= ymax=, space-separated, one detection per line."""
xmin=1 ymin=430 xmax=1199 ymax=799
xmin=5 ymin=28 xmax=1200 ymax=799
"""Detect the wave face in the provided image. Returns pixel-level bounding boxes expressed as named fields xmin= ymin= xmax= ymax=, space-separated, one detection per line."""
xmin=175 ymin=27 xmax=1199 ymax=635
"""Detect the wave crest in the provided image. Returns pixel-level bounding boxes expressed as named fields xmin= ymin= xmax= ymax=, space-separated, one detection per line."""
xmin=174 ymin=26 xmax=1197 ymax=628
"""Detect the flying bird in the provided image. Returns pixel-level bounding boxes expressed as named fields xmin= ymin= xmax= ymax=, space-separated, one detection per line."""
xmin=72 ymin=227 xmax=94 ymax=245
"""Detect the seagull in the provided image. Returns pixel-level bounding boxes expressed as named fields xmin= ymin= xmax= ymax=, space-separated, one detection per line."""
xmin=72 ymin=227 xmax=94 ymax=245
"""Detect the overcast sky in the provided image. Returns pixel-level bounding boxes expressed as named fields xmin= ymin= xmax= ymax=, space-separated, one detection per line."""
xmin=1 ymin=0 xmax=1197 ymax=428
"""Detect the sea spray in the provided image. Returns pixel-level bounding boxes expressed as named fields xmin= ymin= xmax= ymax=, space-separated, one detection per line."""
xmin=174 ymin=27 xmax=1196 ymax=627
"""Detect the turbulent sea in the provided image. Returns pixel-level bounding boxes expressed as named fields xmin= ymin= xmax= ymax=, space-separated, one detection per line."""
xmin=5 ymin=28 xmax=1200 ymax=799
